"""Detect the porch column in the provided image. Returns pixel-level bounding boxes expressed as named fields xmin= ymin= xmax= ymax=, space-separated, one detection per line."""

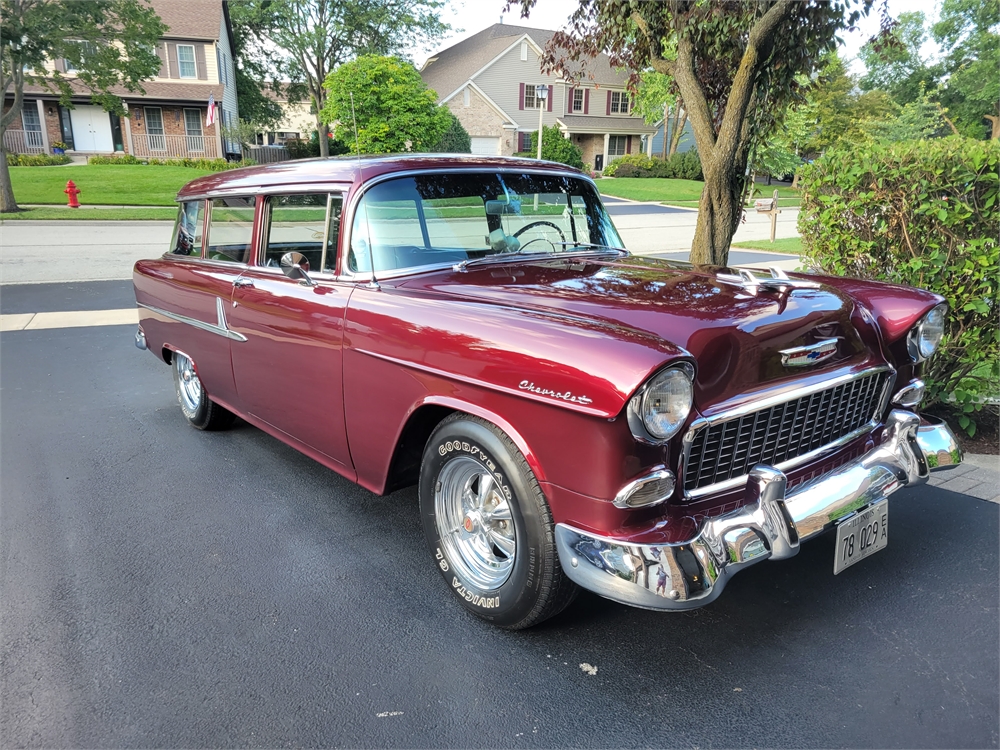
xmin=123 ymin=104 xmax=134 ymax=155
xmin=36 ymin=100 xmax=50 ymax=152
xmin=603 ymin=132 xmax=610 ymax=167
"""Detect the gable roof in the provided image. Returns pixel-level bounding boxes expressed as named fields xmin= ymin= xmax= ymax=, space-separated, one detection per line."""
xmin=151 ymin=0 xmax=225 ymax=40
xmin=420 ymin=23 xmax=629 ymax=102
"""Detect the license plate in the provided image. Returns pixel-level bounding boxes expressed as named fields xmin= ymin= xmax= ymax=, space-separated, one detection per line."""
xmin=833 ymin=501 xmax=888 ymax=574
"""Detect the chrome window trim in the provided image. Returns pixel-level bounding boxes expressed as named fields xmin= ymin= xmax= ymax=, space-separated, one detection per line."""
xmin=338 ymin=166 xmax=607 ymax=283
xmin=679 ymin=365 xmax=895 ymax=499
xmin=257 ymin=189 xmax=346 ymax=275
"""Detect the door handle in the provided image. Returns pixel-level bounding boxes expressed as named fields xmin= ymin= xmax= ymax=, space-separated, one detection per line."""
xmin=233 ymin=277 xmax=254 ymax=288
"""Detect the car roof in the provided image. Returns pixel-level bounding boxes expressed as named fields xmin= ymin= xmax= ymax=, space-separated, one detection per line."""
xmin=176 ymin=153 xmax=585 ymax=199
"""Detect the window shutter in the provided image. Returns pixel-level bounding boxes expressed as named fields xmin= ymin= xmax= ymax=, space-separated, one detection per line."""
xmin=155 ymin=43 xmax=168 ymax=77
xmin=626 ymin=135 xmax=632 ymax=154
xmin=567 ymin=87 xmax=574 ymax=114
xmin=584 ymin=89 xmax=589 ymax=114
xmin=519 ymin=83 xmax=525 ymax=111
xmin=194 ymin=44 xmax=207 ymax=80
xmin=167 ymin=43 xmax=179 ymax=79
xmin=547 ymin=85 xmax=553 ymax=112
xmin=54 ymin=58 xmax=66 ymax=73
xmin=606 ymin=91 xmax=612 ymax=116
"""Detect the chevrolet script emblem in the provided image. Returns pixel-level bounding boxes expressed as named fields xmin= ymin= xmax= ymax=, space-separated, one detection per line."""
xmin=780 ymin=338 xmax=839 ymax=367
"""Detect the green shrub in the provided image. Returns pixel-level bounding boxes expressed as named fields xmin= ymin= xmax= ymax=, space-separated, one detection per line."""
xmin=7 ymin=153 xmax=72 ymax=166
xmin=799 ymin=136 xmax=999 ymax=435
xmin=431 ymin=111 xmax=472 ymax=153
xmin=529 ymin=125 xmax=584 ymax=169
xmin=604 ymin=150 xmax=703 ymax=180
xmin=86 ymin=154 xmax=256 ymax=170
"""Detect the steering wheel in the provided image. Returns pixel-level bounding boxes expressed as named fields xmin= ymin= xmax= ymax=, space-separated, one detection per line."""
xmin=513 ymin=220 xmax=566 ymax=243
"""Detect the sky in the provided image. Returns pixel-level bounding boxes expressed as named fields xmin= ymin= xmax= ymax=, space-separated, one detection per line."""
xmin=408 ymin=0 xmax=943 ymax=75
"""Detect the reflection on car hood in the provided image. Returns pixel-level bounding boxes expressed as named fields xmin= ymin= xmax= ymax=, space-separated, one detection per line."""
xmin=400 ymin=255 xmax=879 ymax=407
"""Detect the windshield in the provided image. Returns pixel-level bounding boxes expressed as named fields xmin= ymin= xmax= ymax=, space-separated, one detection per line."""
xmin=347 ymin=172 xmax=625 ymax=274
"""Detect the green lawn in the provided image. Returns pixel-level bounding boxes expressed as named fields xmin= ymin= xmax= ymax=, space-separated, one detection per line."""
xmin=731 ymin=236 xmax=803 ymax=254
xmin=598 ymin=178 xmax=800 ymax=208
xmin=0 ymin=206 xmax=178 ymax=221
xmin=9 ymin=164 xmax=213 ymax=206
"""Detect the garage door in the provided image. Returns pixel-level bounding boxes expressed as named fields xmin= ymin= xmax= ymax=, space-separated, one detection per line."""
xmin=470 ymin=137 xmax=501 ymax=155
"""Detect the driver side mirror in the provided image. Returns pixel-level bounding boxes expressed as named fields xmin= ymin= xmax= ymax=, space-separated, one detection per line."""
xmin=280 ymin=252 xmax=316 ymax=286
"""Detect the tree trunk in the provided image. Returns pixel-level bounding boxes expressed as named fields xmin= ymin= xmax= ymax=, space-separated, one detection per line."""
xmin=0 ymin=147 xmax=19 ymax=213
xmin=318 ymin=118 xmax=330 ymax=157
xmin=791 ymin=171 xmax=800 ymax=189
xmin=669 ymin=110 xmax=687 ymax=157
xmin=690 ymin=162 xmax=744 ymax=266
xmin=661 ymin=103 xmax=668 ymax=159
xmin=986 ymin=114 xmax=1000 ymax=140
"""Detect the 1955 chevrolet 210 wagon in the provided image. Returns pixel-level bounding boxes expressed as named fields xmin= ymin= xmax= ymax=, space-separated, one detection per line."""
xmin=134 ymin=154 xmax=963 ymax=629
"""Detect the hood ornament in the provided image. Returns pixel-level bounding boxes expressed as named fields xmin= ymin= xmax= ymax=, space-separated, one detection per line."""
xmin=780 ymin=338 xmax=840 ymax=367
xmin=717 ymin=267 xmax=821 ymax=293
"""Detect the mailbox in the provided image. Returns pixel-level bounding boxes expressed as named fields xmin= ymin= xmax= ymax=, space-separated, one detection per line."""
xmin=754 ymin=197 xmax=776 ymax=212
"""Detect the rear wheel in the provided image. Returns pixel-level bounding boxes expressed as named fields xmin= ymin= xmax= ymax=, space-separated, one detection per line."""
xmin=419 ymin=414 xmax=576 ymax=629
xmin=172 ymin=351 xmax=235 ymax=431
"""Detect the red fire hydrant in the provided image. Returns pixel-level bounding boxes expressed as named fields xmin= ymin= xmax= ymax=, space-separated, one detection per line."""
xmin=64 ymin=180 xmax=81 ymax=208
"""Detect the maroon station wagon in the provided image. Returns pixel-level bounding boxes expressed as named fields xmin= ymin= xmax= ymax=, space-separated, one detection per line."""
xmin=133 ymin=154 xmax=963 ymax=629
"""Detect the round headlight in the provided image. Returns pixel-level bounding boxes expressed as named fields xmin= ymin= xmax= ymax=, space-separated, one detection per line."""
xmin=637 ymin=366 xmax=694 ymax=441
xmin=908 ymin=304 xmax=946 ymax=361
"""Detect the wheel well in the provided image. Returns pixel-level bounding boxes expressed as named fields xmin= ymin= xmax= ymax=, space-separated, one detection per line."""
xmin=384 ymin=405 xmax=455 ymax=494
xmin=161 ymin=347 xmax=173 ymax=365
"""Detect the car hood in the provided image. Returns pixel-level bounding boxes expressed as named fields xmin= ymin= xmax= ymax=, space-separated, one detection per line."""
xmin=399 ymin=256 xmax=880 ymax=409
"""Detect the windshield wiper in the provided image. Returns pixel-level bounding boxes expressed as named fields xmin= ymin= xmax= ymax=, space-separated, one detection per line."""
xmin=453 ymin=245 xmax=627 ymax=272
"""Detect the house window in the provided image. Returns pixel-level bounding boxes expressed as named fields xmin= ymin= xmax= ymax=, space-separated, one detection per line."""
xmin=21 ymin=106 xmax=43 ymax=149
xmin=610 ymin=91 xmax=631 ymax=114
xmin=64 ymin=40 xmax=97 ymax=72
xmin=145 ymin=107 xmax=165 ymax=151
xmin=572 ymin=88 xmax=584 ymax=113
xmin=520 ymin=41 xmax=528 ymax=61
xmin=522 ymin=84 xmax=536 ymax=110
xmin=177 ymin=44 xmax=197 ymax=78
xmin=184 ymin=108 xmax=204 ymax=152
xmin=608 ymin=135 xmax=627 ymax=157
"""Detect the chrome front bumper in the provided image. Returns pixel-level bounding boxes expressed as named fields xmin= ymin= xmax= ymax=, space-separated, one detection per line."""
xmin=555 ymin=410 xmax=963 ymax=611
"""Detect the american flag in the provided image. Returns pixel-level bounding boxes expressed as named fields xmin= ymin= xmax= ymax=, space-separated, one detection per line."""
xmin=205 ymin=93 xmax=217 ymax=127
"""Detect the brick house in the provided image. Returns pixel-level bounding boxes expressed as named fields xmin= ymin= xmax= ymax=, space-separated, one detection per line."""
xmin=419 ymin=23 xmax=655 ymax=171
xmin=3 ymin=0 xmax=239 ymax=160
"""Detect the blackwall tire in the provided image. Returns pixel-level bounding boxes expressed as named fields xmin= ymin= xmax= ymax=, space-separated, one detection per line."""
xmin=419 ymin=414 xmax=577 ymax=629
xmin=172 ymin=351 xmax=235 ymax=431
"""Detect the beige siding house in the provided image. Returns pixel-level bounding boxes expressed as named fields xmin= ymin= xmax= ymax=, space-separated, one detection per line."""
xmin=4 ymin=0 xmax=239 ymax=160
xmin=420 ymin=23 xmax=654 ymax=170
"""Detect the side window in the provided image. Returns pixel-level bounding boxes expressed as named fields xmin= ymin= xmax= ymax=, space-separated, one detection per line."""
xmin=265 ymin=193 xmax=342 ymax=273
xmin=206 ymin=196 xmax=256 ymax=263
xmin=170 ymin=200 xmax=204 ymax=256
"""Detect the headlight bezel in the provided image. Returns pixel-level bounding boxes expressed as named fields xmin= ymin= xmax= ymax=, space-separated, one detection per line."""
xmin=906 ymin=303 xmax=947 ymax=362
xmin=626 ymin=362 xmax=695 ymax=444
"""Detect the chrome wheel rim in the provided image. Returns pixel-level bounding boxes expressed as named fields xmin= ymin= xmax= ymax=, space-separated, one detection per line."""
xmin=175 ymin=352 xmax=202 ymax=413
xmin=435 ymin=456 xmax=516 ymax=591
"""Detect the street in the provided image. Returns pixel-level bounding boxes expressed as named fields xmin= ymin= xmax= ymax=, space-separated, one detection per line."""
xmin=1 ymin=276 xmax=997 ymax=748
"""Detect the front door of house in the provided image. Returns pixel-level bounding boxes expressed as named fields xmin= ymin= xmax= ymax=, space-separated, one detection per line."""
xmin=68 ymin=105 xmax=113 ymax=152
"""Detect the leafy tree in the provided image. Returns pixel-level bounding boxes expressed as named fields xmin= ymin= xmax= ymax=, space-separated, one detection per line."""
xmin=322 ymin=55 xmax=449 ymax=154
xmin=933 ymin=0 xmax=1000 ymax=139
xmin=632 ymin=70 xmax=685 ymax=159
xmin=858 ymin=11 xmax=938 ymax=107
xmin=508 ymin=0 xmax=880 ymax=265
xmin=529 ymin=125 xmax=584 ymax=168
xmin=0 ymin=0 xmax=165 ymax=212
xmin=227 ymin=0 xmax=284 ymax=128
xmin=238 ymin=0 xmax=450 ymax=157
xmin=221 ymin=118 xmax=266 ymax=151
xmin=859 ymin=88 xmax=947 ymax=143
xmin=431 ymin=110 xmax=471 ymax=153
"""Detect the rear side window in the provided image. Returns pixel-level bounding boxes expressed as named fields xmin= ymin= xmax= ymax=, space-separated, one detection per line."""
xmin=206 ymin=196 xmax=256 ymax=263
xmin=170 ymin=200 xmax=203 ymax=256
xmin=264 ymin=193 xmax=342 ymax=273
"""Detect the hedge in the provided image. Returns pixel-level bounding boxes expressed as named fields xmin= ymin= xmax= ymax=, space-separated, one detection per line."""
xmin=87 ymin=154 xmax=257 ymax=170
xmin=7 ymin=153 xmax=72 ymax=166
xmin=798 ymin=136 xmax=999 ymax=435
xmin=603 ymin=150 xmax=703 ymax=180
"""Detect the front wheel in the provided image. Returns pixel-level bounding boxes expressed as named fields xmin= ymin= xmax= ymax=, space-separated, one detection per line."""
xmin=419 ymin=414 xmax=576 ymax=629
xmin=172 ymin=351 xmax=235 ymax=431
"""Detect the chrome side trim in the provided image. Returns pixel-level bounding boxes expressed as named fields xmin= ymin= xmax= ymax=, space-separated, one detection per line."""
xmin=680 ymin=366 xmax=894 ymax=499
xmin=556 ymin=409 xmax=955 ymax=612
xmin=138 ymin=299 xmax=248 ymax=343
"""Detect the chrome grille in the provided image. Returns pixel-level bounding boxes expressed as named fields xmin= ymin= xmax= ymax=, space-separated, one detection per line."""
xmin=684 ymin=370 xmax=891 ymax=493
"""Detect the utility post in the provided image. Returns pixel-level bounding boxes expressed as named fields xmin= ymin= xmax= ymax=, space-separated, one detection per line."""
xmin=535 ymin=84 xmax=548 ymax=159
